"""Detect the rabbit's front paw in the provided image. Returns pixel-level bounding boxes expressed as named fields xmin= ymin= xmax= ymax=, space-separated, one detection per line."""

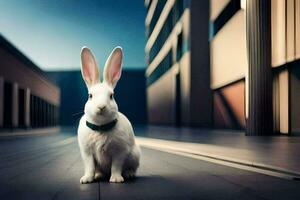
xmin=109 ymin=174 xmax=124 ymax=183
xmin=80 ymin=174 xmax=94 ymax=184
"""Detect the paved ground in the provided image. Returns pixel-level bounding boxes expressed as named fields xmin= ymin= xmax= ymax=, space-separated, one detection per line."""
xmin=135 ymin=126 xmax=300 ymax=173
xmin=0 ymin=130 xmax=300 ymax=200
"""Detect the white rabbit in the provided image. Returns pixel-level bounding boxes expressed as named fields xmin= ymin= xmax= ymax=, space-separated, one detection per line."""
xmin=77 ymin=46 xmax=141 ymax=184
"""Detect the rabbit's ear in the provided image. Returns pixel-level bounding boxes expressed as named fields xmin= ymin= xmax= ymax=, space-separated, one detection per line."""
xmin=81 ymin=47 xmax=100 ymax=88
xmin=104 ymin=46 xmax=122 ymax=88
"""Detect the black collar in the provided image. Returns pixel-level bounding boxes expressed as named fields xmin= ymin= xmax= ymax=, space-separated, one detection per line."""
xmin=86 ymin=119 xmax=118 ymax=132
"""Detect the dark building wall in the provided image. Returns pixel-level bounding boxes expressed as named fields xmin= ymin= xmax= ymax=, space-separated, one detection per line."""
xmin=47 ymin=69 xmax=147 ymax=126
xmin=189 ymin=0 xmax=211 ymax=127
xmin=290 ymin=64 xmax=300 ymax=134
xmin=115 ymin=69 xmax=147 ymax=125
xmin=46 ymin=71 xmax=86 ymax=126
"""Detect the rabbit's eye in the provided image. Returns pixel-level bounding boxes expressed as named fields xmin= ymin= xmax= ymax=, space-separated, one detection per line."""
xmin=88 ymin=93 xmax=93 ymax=99
xmin=110 ymin=93 xmax=114 ymax=100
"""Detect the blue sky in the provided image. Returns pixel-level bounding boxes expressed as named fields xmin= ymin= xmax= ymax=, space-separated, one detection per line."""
xmin=0 ymin=0 xmax=146 ymax=70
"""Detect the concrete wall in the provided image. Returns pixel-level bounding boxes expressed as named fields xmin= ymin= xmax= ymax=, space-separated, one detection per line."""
xmin=271 ymin=0 xmax=300 ymax=135
xmin=146 ymin=0 xmax=212 ymax=127
xmin=146 ymin=0 xmax=189 ymax=126
xmin=0 ymin=47 xmax=59 ymax=106
xmin=147 ymin=68 xmax=176 ymax=125
xmin=213 ymin=79 xmax=245 ymax=129
xmin=145 ymin=0 xmax=300 ymax=134
xmin=210 ymin=10 xmax=247 ymax=89
xmin=0 ymin=35 xmax=60 ymax=129
xmin=210 ymin=0 xmax=246 ymax=130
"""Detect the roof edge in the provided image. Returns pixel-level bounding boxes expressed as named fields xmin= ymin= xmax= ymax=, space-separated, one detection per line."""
xmin=0 ymin=34 xmax=57 ymax=86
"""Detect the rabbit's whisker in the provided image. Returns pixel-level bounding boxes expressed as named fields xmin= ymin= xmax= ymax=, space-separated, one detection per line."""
xmin=72 ymin=111 xmax=84 ymax=116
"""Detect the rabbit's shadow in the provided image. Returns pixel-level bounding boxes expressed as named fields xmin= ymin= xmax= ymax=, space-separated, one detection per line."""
xmin=96 ymin=175 xmax=183 ymax=195
xmin=93 ymin=175 xmax=138 ymax=183
xmin=93 ymin=175 xmax=166 ymax=184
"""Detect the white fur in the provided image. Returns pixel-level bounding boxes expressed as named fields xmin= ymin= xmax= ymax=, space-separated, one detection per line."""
xmin=77 ymin=46 xmax=141 ymax=184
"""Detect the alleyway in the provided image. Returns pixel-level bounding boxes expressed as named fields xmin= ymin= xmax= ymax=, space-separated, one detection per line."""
xmin=0 ymin=129 xmax=300 ymax=200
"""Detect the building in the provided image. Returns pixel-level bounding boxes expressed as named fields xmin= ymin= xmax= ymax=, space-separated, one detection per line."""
xmin=47 ymin=69 xmax=146 ymax=126
xmin=145 ymin=0 xmax=211 ymax=127
xmin=0 ymin=34 xmax=60 ymax=130
xmin=145 ymin=0 xmax=300 ymax=135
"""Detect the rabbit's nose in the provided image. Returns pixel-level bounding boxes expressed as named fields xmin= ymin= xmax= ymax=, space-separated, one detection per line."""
xmin=97 ymin=106 xmax=106 ymax=113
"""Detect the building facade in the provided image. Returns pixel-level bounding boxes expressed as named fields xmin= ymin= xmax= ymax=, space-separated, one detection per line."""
xmin=145 ymin=0 xmax=300 ymax=135
xmin=145 ymin=0 xmax=211 ymax=127
xmin=0 ymin=35 xmax=60 ymax=130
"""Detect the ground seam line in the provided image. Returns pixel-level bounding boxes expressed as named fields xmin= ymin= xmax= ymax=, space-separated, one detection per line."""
xmin=140 ymin=145 xmax=300 ymax=181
